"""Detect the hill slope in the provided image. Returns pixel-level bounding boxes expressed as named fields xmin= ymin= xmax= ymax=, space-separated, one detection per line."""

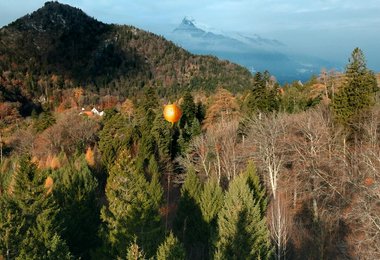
xmin=0 ymin=1 xmax=253 ymax=101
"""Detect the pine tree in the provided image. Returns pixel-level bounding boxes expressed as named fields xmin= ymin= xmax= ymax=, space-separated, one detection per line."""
xmin=177 ymin=127 xmax=188 ymax=154
xmin=136 ymin=87 xmax=161 ymax=168
xmin=245 ymin=71 xmax=279 ymax=114
xmin=176 ymin=117 xmax=202 ymax=154
xmin=147 ymin=155 xmax=160 ymax=180
xmin=156 ymin=233 xmax=186 ymax=260
xmin=126 ymin=239 xmax=146 ymax=260
xmin=139 ymin=86 xmax=159 ymax=118
xmin=34 ymin=110 xmax=56 ymax=132
xmin=180 ymin=91 xmax=196 ymax=128
xmin=0 ymin=195 xmax=23 ymax=259
xmin=151 ymin=113 xmax=172 ymax=161
xmin=17 ymin=212 xmax=72 ymax=260
xmin=215 ymin=174 xmax=272 ymax=259
xmin=332 ymin=48 xmax=378 ymax=127
xmin=246 ymin=72 xmax=267 ymax=113
xmin=199 ymin=178 xmax=223 ymax=258
xmin=101 ymin=151 xmax=163 ymax=258
xmin=0 ymin=156 xmax=72 ymax=259
xmin=53 ymin=156 xmax=100 ymax=259
xmin=177 ymin=168 xmax=202 ymax=204
xmin=174 ymin=168 xmax=207 ymax=258
xmin=196 ymin=101 xmax=206 ymax=123
xmin=137 ymin=86 xmax=159 ymax=138
xmin=98 ymin=113 xmax=137 ymax=170
xmin=190 ymin=117 xmax=202 ymax=137
xmin=199 ymin=178 xmax=223 ymax=224
xmin=243 ymin=161 xmax=267 ymax=217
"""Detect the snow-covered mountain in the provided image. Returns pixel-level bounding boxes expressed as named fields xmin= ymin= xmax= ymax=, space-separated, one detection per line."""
xmin=171 ymin=17 xmax=283 ymax=52
xmin=166 ymin=17 xmax=338 ymax=83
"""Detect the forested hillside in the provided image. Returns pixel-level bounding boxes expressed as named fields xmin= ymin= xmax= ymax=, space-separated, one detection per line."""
xmin=1 ymin=2 xmax=380 ymax=260
xmin=0 ymin=2 xmax=251 ymax=110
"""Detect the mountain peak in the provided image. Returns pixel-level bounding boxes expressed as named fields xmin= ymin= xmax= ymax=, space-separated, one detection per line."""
xmin=181 ymin=16 xmax=196 ymax=27
xmin=0 ymin=1 xmax=111 ymax=81
xmin=7 ymin=1 xmax=105 ymax=32
xmin=173 ymin=16 xmax=206 ymax=35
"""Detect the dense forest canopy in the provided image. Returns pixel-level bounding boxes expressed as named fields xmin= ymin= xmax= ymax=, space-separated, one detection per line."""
xmin=1 ymin=2 xmax=380 ymax=260
xmin=0 ymin=2 xmax=252 ymax=111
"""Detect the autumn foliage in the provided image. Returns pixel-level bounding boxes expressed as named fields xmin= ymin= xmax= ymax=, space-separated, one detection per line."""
xmin=0 ymin=6 xmax=379 ymax=258
xmin=44 ymin=176 xmax=54 ymax=194
xmin=85 ymin=147 xmax=95 ymax=167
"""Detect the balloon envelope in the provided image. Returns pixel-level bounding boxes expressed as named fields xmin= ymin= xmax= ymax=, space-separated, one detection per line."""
xmin=163 ymin=104 xmax=182 ymax=123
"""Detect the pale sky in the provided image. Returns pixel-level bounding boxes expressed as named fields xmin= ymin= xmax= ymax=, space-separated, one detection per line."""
xmin=1 ymin=0 xmax=379 ymax=70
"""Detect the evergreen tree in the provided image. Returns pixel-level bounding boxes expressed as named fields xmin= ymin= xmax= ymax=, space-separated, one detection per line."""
xmin=180 ymin=91 xmax=196 ymax=128
xmin=243 ymin=161 xmax=267 ymax=217
xmin=34 ymin=110 xmax=56 ymax=132
xmin=245 ymin=71 xmax=279 ymax=114
xmin=178 ymin=118 xmax=201 ymax=155
xmin=246 ymin=72 xmax=267 ymax=112
xmin=190 ymin=117 xmax=202 ymax=137
xmin=17 ymin=214 xmax=72 ymax=260
xmin=199 ymin=178 xmax=223 ymax=224
xmin=0 ymin=156 xmax=72 ymax=259
xmin=135 ymin=87 xmax=160 ymax=169
xmin=101 ymin=151 xmax=163 ymax=258
xmin=332 ymin=48 xmax=378 ymax=127
xmin=98 ymin=113 xmax=137 ymax=170
xmin=147 ymin=155 xmax=160 ymax=180
xmin=196 ymin=101 xmax=206 ymax=123
xmin=151 ymin=113 xmax=173 ymax=161
xmin=126 ymin=239 xmax=146 ymax=260
xmin=156 ymin=233 xmax=186 ymax=260
xmin=177 ymin=168 xmax=202 ymax=203
xmin=53 ymin=156 xmax=100 ymax=259
xmin=137 ymin=86 xmax=159 ymax=135
xmin=139 ymin=86 xmax=159 ymax=118
xmin=177 ymin=127 xmax=188 ymax=154
xmin=199 ymin=178 xmax=223 ymax=258
xmin=174 ymin=168 xmax=207 ymax=258
xmin=0 ymin=195 xmax=24 ymax=259
xmin=278 ymin=81 xmax=317 ymax=113
xmin=137 ymin=133 xmax=157 ymax=169
xmin=0 ymin=158 xmax=13 ymax=196
xmin=215 ymin=174 xmax=272 ymax=259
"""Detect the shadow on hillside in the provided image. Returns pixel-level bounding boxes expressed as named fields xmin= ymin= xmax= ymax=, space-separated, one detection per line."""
xmin=287 ymin=203 xmax=352 ymax=260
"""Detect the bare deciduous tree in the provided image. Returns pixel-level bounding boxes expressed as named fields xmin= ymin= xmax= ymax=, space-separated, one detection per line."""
xmin=346 ymin=106 xmax=380 ymax=258
xmin=33 ymin=109 xmax=99 ymax=161
xmin=269 ymin=192 xmax=291 ymax=260
xmin=247 ymin=113 xmax=287 ymax=199
xmin=10 ymin=128 xmax=35 ymax=156
xmin=291 ymin=109 xmax=333 ymax=221
xmin=177 ymin=120 xmax=243 ymax=185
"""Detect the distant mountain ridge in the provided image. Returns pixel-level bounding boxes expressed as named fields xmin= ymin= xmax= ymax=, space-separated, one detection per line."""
xmin=167 ymin=17 xmax=338 ymax=83
xmin=172 ymin=17 xmax=284 ymax=52
xmin=0 ymin=1 xmax=254 ymax=105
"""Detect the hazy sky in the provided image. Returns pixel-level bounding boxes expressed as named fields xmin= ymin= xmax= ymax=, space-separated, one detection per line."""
xmin=1 ymin=0 xmax=379 ymax=69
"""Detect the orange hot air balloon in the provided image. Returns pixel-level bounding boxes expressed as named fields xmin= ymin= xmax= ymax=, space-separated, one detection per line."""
xmin=163 ymin=103 xmax=182 ymax=124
